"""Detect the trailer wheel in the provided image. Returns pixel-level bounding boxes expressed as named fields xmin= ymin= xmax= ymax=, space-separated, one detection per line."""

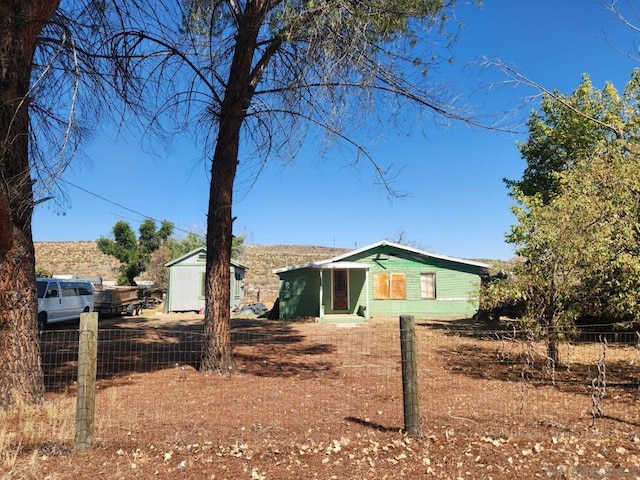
xmin=37 ymin=312 xmax=47 ymax=331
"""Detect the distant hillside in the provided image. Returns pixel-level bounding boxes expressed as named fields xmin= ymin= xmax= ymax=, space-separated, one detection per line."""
xmin=34 ymin=241 xmax=510 ymax=305
xmin=35 ymin=241 xmax=122 ymax=280
xmin=34 ymin=241 xmax=349 ymax=303
xmin=236 ymin=244 xmax=349 ymax=303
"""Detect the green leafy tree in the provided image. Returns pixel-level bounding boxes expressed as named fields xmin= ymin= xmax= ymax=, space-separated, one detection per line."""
xmin=167 ymin=232 xmax=206 ymax=259
xmin=232 ymin=235 xmax=245 ymax=259
xmin=114 ymin=0 xmax=478 ymax=372
xmin=146 ymin=232 xmax=203 ymax=290
xmin=35 ymin=266 xmax=52 ymax=278
xmin=502 ymin=73 xmax=640 ymax=364
xmin=506 ymin=145 xmax=640 ymax=364
xmin=506 ymin=71 xmax=640 ymax=203
xmin=98 ymin=219 xmax=174 ymax=285
xmin=146 ymin=231 xmax=204 ymax=290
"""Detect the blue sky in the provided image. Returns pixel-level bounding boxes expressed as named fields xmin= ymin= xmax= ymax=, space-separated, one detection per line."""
xmin=32 ymin=0 xmax=639 ymax=260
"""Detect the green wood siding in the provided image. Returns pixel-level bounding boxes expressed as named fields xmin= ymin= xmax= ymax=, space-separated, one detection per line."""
xmin=346 ymin=246 xmax=481 ymax=319
xmin=276 ymin=243 xmax=485 ymax=320
xmin=278 ymin=269 xmax=320 ymax=319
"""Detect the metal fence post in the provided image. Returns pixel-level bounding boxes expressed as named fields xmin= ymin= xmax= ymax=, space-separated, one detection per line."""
xmin=75 ymin=312 xmax=98 ymax=450
xmin=400 ymin=315 xmax=420 ymax=437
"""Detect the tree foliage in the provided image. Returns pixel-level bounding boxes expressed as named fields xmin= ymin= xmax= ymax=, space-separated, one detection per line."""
xmin=506 ymin=71 xmax=640 ymax=203
xmin=145 ymin=232 xmax=203 ymax=290
xmin=0 ymin=0 xmax=108 ymax=408
xmin=97 ymin=219 xmax=174 ymax=285
xmin=168 ymin=232 xmax=207 ymax=259
xmin=110 ymin=0 xmax=476 ymax=372
xmin=0 ymin=0 xmax=148 ymax=406
xmin=499 ymin=72 xmax=640 ymax=364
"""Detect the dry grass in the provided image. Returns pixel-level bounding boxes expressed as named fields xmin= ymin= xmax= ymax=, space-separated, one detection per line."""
xmin=0 ymin=395 xmax=75 ymax=479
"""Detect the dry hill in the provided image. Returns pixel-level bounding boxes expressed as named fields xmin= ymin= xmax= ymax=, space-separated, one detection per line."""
xmin=34 ymin=241 xmax=348 ymax=304
xmin=236 ymin=244 xmax=349 ymax=303
xmin=34 ymin=242 xmax=507 ymax=305
xmin=35 ymin=241 xmax=122 ymax=280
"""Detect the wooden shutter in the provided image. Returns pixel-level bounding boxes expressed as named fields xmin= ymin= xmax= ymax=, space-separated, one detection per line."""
xmin=390 ymin=273 xmax=406 ymax=300
xmin=374 ymin=273 xmax=389 ymax=299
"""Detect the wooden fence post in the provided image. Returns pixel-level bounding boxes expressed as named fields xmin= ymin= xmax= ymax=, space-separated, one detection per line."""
xmin=399 ymin=315 xmax=420 ymax=437
xmin=75 ymin=312 xmax=98 ymax=450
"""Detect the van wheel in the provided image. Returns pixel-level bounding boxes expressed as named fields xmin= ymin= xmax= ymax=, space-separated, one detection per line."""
xmin=37 ymin=312 xmax=47 ymax=331
xmin=83 ymin=306 xmax=90 ymax=313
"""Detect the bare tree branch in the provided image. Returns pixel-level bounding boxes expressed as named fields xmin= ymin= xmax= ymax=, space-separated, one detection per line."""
xmin=483 ymin=58 xmax=625 ymax=140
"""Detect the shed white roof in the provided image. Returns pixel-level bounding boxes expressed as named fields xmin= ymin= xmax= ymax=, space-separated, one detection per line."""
xmin=164 ymin=246 xmax=248 ymax=269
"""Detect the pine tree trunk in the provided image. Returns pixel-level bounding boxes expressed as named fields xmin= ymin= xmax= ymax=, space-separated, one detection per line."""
xmin=201 ymin=159 xmax=235 ymax=371
xmin=201 ymin=123 xmax=238 ymax=371
xmin=200 ymin=3 xmax=264 ymax=372
xmin=0 ymin=0 xmax=58 ymax=407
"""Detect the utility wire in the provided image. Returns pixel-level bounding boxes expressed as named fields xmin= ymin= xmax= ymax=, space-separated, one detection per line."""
xmin=59 ymin=178 xmax=202 ymax=238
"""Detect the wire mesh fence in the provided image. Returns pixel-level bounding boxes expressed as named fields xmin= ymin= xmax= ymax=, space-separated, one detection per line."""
xmin=39 ymin=320 xmax=640 ymax=443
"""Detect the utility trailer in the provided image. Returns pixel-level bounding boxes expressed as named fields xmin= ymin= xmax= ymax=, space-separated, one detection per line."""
xmin=93 ymin=285 xmax=143 ymax=316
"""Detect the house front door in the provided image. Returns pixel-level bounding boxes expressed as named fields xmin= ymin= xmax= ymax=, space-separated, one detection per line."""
xmin=332 ymin=269 xmax=349 ymax=311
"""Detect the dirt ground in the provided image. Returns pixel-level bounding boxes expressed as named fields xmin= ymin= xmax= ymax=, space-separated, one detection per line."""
xmin=3 ymin=312 xmax=640 ymax=479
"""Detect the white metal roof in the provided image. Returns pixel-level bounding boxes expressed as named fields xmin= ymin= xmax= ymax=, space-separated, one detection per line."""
xmin=272 ymin=240 xmax=489 ymax=274
xmin=164 ymin=246 xmax=248 ymax=269
xmin=272 ymin=260 xmax=367 ymax=274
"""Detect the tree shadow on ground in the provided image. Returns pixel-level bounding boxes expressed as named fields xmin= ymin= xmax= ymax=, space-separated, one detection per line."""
xmin=234 ymin=345 xmax=337 ymax=379
xmin=344 ymin=416 xmax=402 ymax=433
xmin=417 ymin=317 xmax=530 ymax=341
xmin=40 ymin=316 xmax=332 ymax=393
xmin=600 ymin=414 xmax=640 ymax=427
xmin=418 ymin=317 xmax=640 ymax=345
xmin=438 ymin=342 xmax=640 ymax=399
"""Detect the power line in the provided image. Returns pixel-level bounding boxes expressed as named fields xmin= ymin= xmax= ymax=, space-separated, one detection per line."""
xmin=59 ymin=178 xmax=201 ymax=237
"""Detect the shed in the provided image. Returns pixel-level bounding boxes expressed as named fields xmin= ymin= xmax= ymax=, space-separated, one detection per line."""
xmin=273 ymin=240 xmax=489 ymax=322
xmin=164 ymin=247 xmax=248 ymax=313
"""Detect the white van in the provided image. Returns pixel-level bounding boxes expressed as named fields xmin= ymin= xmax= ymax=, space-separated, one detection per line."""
xmin=36 ymin=278 xmax=95 ymax=329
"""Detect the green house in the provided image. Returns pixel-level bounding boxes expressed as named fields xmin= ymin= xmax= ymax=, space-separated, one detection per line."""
xmin=273 ymin=240 xmax=489 ymax=321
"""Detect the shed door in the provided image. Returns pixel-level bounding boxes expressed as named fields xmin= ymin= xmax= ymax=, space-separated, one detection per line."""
xmin=332 ymin=269 xmax=349 ymax=311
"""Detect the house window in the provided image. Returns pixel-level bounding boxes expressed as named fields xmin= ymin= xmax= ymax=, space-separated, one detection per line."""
xmin=373 ymin=272 xmax=406 ymax=300
xmin=421 ymin=272 xmax=436 ymax=300
xmin=199 ymin=271 xmax=206 ymax=299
